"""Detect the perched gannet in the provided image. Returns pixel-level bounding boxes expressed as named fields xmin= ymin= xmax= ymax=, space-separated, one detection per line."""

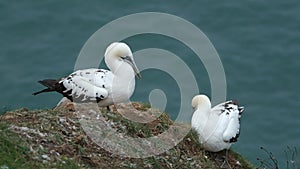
xmin=191 ymin=94 xmax=244 ymax=152
xmin=33 ymin=42 xmax=141 ymax=107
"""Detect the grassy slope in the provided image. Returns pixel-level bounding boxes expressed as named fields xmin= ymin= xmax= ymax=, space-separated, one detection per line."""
xmin=0 ymin=103 xmax=254 ymax=169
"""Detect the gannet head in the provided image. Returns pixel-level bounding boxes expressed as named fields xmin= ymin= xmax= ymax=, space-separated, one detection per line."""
xmin=192 ymin=94 xmax=211 ymax=110
xmin=105 ymin=42 xmax=142 ymax=79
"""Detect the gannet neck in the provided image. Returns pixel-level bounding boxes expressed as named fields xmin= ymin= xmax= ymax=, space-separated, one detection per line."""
xmin=107 ymin=56 xmax=135 ymax=79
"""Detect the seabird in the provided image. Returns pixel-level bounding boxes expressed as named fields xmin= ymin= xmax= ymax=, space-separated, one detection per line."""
xmin=33 ymin=42 xmax=141 ymax=108
xmin=191 ymin=94 xmax=244 ymax=152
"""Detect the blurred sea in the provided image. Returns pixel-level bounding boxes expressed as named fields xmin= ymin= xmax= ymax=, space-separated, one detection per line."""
xmin=1 ymin=1 xmax=299 ymax=167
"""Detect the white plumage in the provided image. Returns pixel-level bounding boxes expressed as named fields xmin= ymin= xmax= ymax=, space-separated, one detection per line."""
xmin=191 ymin=94 xmax=244 ymax=152
xmin=33 ymin=42 xmax=141 ymax=107
xmin=60 ymin=69 xmax=111 ymax=103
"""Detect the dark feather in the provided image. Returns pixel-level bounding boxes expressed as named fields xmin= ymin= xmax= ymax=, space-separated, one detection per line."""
xmin=229 ymin=132 xmax=240 ymax=143
xmin=32 ymin=88 xmax=54 ymax=95
xmin=33 ymin=79 xmax=72 ymax=100
xmin=33 ymin=78 xmax=104 ymax=103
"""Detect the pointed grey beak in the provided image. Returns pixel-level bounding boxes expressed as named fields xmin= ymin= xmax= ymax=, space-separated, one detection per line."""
xmin=122 ymin=56 xmax=142 ymax=79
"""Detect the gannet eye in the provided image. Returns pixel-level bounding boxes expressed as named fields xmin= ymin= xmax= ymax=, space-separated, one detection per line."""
xmin=121 ymin=56 xmax=131 ymax=61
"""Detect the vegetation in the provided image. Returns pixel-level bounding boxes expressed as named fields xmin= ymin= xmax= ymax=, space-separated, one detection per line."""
xmin=0 ymin=102 xmax=254 ymax=169
xmin=257 ymin=146 xmax=300 ymax=169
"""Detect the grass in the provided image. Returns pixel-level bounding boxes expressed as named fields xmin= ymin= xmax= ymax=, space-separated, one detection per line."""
xmin=0 ymin=122 xmax=79 ymax=169
xmin=0 ymin=122 xmax=33 ymax=169
xmin=0 ymin=102 xmax=255 ymax=169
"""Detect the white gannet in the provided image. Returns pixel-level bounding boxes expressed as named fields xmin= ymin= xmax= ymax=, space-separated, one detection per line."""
xmin=191 ymin=94 xmax=244 ymax=152
xmin=33 ymin=42 xmax=141 ymax=107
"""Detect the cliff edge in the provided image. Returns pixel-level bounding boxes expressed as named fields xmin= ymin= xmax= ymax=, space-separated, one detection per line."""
xmin=0 ymin=102 xmax=254 ymax=169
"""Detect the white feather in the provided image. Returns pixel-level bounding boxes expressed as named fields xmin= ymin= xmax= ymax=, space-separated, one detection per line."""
xmin=191 ymin=95 xmax=243 ymax=152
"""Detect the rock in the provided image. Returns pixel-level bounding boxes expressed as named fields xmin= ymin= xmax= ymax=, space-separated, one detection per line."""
xmin=0 ymin=165 xmax=9 ymax=169
xmin=41 ymin=154 xmax=50 ymax=161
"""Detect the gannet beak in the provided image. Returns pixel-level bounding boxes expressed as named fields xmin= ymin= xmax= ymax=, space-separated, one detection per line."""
xmin=122 ymin=56 xmax=142 ymax=80
xmin=135 ymin=71 xmax=142 ymax=80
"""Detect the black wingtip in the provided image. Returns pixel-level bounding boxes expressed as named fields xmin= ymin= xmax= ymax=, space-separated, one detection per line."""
xmin=37 ymin=80 xmax=43 ymax=84
xmin=37 ymin=79 xmax=58 ymax=88
xmin=238 ymin=106 xmax=244 ymax=114
xmin=32 ymin=88 xmax=54 ymax=96
xmin=32 ymin=91 xmax=42 ymax=96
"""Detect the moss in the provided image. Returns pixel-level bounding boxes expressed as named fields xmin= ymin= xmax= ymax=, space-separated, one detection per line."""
xmin=230 ymin=150 xmax=255 ymax=168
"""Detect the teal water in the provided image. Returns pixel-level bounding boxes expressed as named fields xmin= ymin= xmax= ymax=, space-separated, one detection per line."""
xmin=1 ymin=1 xmax=299 ymax=167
